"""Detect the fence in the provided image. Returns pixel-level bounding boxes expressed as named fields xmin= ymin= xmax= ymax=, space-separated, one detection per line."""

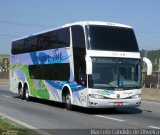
xmin=0 ymin=71 xmax=9 ymax=79
xmin=142 ymin=71 xmax=160 ymax=89
xmin=0 ymin=55 xmax=9 ymax=81
xmin=0 ymin=71 xmax=9 ymax=85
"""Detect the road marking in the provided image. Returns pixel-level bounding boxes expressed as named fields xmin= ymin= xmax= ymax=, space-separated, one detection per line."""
xmin=0 ymin=112 xmax=52 ymax=135
xmin=95 ymin=115 xmax=125 ymax=122
xmin=1 ymin=95 xmax=21 ymax=101
xmin=2 ymin=95 xmax=12 ymax=98
xmin=147 ymin=126 xmax=160 ymax=129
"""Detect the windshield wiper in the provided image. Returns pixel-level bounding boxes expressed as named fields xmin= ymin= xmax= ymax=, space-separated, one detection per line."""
xmin=93 ymin=83 xmax=115 ymax=89
xmin=122 ymin=84 xmax=140 ymax=89
xmin=105 ymin=83 xmax=115 ymax=89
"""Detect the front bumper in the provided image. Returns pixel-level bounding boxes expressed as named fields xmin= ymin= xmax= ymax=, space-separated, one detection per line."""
xmin=87 ymin=97 xmax=141 ymax=108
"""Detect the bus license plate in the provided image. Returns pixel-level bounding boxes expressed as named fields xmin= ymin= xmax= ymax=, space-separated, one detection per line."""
xmin=114 ymin=102 xmax=123 ymax=106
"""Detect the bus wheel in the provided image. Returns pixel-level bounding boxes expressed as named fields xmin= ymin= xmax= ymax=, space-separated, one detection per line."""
xmin=65 ymin=92 xmax=72 ymax=110
xmin=18 ymin=84 xmax=23 ymax=99
xmin=23 ymin=85 xmax=30 ymax=101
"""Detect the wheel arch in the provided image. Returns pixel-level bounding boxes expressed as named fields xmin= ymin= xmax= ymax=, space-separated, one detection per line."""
xmin=62 ymin=84 xmax=73 ymax=103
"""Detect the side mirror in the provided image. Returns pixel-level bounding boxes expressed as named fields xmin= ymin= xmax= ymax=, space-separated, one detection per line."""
xmin=85 ymin=56 xmax=92 ymax=75
xmin=143 ymin=57 xmax=152 ymax=75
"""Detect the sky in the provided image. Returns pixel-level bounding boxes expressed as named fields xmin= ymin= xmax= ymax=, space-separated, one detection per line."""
xmin=0 ymin=0 xmax=160 ymax=54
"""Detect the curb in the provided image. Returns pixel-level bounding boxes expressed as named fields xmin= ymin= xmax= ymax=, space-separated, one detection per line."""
xmin=0 ymin=112 xmax=52 ymax=135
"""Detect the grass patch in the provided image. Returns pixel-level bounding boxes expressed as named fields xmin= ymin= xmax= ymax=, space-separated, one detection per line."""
xmin=0 ymin=116 xmax=39 ymax=135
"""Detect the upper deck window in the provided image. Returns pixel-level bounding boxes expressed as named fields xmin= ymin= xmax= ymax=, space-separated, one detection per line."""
xmin=87 ymin=25 xmax=139 ymax=52
xmin=12 ymin=27 xmax=70 ymax=54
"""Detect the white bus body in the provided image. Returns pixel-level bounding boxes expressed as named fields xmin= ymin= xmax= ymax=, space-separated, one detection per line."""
xmin=10 ymin=21 xmax=152 ymax=110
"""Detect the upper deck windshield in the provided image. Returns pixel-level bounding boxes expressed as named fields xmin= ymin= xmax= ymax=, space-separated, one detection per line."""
xmin=89 ymin=57 xmax=141 ymax=90
xmin=87 ymin=25 xmax=139 ymax=52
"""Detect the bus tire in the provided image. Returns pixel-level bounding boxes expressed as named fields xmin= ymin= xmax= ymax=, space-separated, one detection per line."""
xmin=18 ymin=83 xmax=23 ymax=99
xmin=64 ymin=91 xmax=72 ymax=110
xmin=23 ymin=84 xmax=30 ymax=101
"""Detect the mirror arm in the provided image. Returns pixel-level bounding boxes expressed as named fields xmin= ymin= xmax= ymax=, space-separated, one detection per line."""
xmin=143 ymin=57 xmax=152 ymax=75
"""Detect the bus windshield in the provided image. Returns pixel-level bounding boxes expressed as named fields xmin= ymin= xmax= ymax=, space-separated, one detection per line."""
xmin=87 ymin=25 xmax=139 ymax=52
xmin=89 ymin=57 xmax=141 ymax=90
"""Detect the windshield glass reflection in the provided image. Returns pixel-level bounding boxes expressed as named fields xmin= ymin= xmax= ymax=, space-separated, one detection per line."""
xmin=89 ymin=57 xmax=141 ymax=90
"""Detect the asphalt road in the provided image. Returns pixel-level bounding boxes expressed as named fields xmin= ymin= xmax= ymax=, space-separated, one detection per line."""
xmin=0 ymin=85 xmax=160 ymax=135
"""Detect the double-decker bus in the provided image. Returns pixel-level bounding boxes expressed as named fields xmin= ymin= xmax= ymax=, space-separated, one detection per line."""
xmin=10 ymin=21 xmax=152 ymax=110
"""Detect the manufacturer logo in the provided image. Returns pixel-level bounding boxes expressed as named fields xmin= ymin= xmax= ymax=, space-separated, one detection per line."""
xmin=117 ymin=94 xmax=120 ymax=98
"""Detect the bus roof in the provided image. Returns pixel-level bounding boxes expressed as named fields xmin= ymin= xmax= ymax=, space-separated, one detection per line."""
xmin=63 ymin=21 xmax=132 ymax=28
xmin=13 ymin=21 xmax=132 ymax=42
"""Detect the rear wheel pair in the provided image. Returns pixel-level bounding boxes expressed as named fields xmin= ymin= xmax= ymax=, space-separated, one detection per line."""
xmin=18 ymin=85 xmax=30 ymax=101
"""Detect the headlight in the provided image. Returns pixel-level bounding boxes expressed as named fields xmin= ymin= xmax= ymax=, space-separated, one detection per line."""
xmin=131 ymin=94 xmax=141 ymax=98
xmin=89 ymin=94 xmax=104 ymax=99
